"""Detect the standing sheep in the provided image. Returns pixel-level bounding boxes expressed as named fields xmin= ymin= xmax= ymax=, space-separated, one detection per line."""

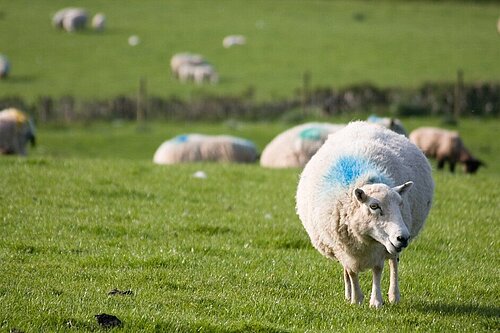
xmin=170 ymin=53 xmax=205 ymax=78
xmin=0 ymin=54 xmax=10 ymax=79
xmin=367 ymin=115 xmax=408 ymax=136
xmin=296 ymin=121 xmax=434 ymax=308
xmin=0 ymin=108 xmax=36 ymax=156
xmin=153 ymin=134 xmax=258 ymax=164
xmin=260 ymin=122 xmax=345 ymax=168
xmin=409 ymin=127 xmax=484 ymax=174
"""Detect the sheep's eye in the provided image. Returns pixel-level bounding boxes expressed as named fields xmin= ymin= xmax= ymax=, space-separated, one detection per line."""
xmin=369 ymin=203 xmax=380 ymax=210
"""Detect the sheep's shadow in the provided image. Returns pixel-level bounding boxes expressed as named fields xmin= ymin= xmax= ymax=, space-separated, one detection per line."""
xmin=413 ymin=301 xmax=499 ymax=319
xmin=1 ymin=75 xmax=37 ymax=84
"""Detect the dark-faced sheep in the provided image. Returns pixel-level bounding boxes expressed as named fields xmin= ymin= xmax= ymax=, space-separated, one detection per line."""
xmin=409 ymin=127 xmax=484 ymax=174
xmin=367 ymin=115 xmax=408 ymax=137
xmin=0 ymin=108 xmax=36 ymax=156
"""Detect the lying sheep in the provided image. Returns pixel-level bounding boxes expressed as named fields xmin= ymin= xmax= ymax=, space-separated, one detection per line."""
xmin=409 ymin=127 xmax=484 ymax=174
xmin=367 ymin=115 xmax=407 ymax=136
xmin=153 ymin=134 xmax=258 ymax=164
xmin=52 ymin=8 xmax=88 ymax=32
xmin=223 ymin=35 xmax=246 ymax=48
xmin=260 ymin=122 xmax=345 ymax=168
xmin=0 ymin=54 xmax=10 ymax=79
xmin=296 ymin=121 xmax=434 ymax=308
xmin=0 ymin=108 xmax=36 ymax=156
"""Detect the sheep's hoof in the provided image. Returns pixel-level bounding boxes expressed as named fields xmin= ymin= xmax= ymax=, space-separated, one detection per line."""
xmin=369 ymin=298 xmax=384 ymax=308
xmin=388 ymin=292 xmax=400 ymax=304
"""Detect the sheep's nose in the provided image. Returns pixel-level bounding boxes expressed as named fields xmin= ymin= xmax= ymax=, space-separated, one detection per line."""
xmin=397 ymin=236 xmax=409 ymax=248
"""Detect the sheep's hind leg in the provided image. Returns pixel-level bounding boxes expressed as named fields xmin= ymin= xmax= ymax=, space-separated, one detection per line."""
xmin=347 ymin=270 xmax=364 ymax=304
xmin=388 ymin=257 xmax=400 ymax=304
xmin=343 ymin=268 xmax=351 ymax=301
xmin=370 ymin=265 xmax=384 ymax=308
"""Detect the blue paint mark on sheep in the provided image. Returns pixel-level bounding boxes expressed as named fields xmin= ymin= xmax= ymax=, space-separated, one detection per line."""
xmin=299 ymin=127 xmax=325 ymax=141
xmin=324 ymin=155 xmax=392 ymax=188
xmin=172 ymin=134 xmax=189 ymax=143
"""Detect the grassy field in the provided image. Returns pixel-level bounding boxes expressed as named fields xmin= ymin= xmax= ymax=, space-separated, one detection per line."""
xmin=0 ymin=118 xmax=499 ymax=332
xmin=1 ymin=0 xmax=500 ymax=101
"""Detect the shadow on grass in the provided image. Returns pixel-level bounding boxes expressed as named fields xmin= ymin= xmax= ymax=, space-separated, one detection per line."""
xmin=414 ymin=301 xmax=500 ymax=318
xmin=1 ymin=75 xmax=37 ymax=84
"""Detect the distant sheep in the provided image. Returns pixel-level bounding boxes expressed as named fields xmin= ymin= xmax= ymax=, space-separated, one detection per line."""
xmin=153 ymin=134 xmax=258 ymax=164
xmin=170 ymin=53 xmax=205 ymax=78
xmin=0 ymin=108 xmax=36 ymax=156
xmin=193 ymin=64 xmax=218 ymax=84
xmin=260 ymin=122 xmax=345 ymax=168
xmin=409 ymin=127 xmax=484 ymax=174
xmin=367 ymin=115 xmax=407 ymax=136
xmin=91 ymin=13 xmax=106 ymax=31
xmin=223 ymin=35 xmax=246 ymax=48
xmin=0 ymin=54 xmax=10 ymax=79
xmin=52 ymin=8 xmax=88 ymax=32
xmin=296 ymin=121 xmax=434 ymax=307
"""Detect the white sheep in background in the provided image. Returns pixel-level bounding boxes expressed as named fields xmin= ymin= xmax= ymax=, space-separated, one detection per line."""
xmin=153 ymin=134 xmax=258 ymax=164
xmin=409 ymin=127 xmax=484 ymax=174
xmin=193 ymin=64 xmax=218 ymax=84
xmin=52 ymin=8 xmax=88 ymax=32
xmin=367 ymin=115 xmax=408 ymax=136
xmin=0 ymin=108 xmax=36 ymax=156
xmin=0 ymin=54 xmax=10 ymax=79
xmin=170 ymin=53 xmax=205 ymax=78
xmin=260 ymin=122 xmax=345 ymax=168
xmin=296 ymin=121 xmax=434 ymax=308
xmin=91 ymin=13 xmax=106 ymax=31
xmin=223 ymin=35 xmax=246 ymax=48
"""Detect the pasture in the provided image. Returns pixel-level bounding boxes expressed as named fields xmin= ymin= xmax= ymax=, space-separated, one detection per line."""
xmin=1 ymin=0 xmax=500 ymax=101
xmin=0 ymin=118 xmax=499 ymax=332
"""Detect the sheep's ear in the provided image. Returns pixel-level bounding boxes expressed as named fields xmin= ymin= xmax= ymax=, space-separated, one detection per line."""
xmin=394 ymin=181 xmax=413 ymax=196
xmin=354 ymin=188 xmax=367 ymax=203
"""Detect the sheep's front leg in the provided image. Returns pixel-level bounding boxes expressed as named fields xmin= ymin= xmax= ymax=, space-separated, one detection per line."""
xmin=370 ymin=265 xmax=384 ymax=308
xmin=388 ymin=257 xmax=400 ymax=304
xmin=343 ymin=268 xmax=351 ymax=301
xmin=346 ymin=270 xmax=364 ymax=304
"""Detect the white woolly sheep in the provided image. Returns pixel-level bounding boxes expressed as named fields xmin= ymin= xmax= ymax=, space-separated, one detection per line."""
xmin=260 ymin=122 xmax=345 ymax=168
xmin=409 ymin=127 xmax=484 ymax=174
xmin=0 ymin=108 xmax=36 ymax=156
xmin=153 ymin=134 xmax=258 ymax=164
xmin=193 ymin=64 xmax=218 ymax=84
xmin=367 ymin=115 xmax=408 ymax=136
xmin=296 ymin=121 xmax=434 ymax=308
xmin=170 ymin=53 xmax=205 ymax=78
xmin=53 ymin=8 xmax=88 ymax=32
xmin=0 ymin=54 xmax=10 ymax=79
xmin=91 ymin=13 xmax=106 ymax=31
xmin=223 ymin=35 xmax=246 ymax=48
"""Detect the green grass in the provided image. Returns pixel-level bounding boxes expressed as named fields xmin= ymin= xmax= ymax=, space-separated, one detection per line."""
xmin=0 ymin=118 xmax=499 ymax=332
xmin=1 ymin=0 xmax=500 ymax=101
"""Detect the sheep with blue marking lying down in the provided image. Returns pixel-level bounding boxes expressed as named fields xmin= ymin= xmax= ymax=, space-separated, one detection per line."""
xmin=296 ymin=121 xmax=434 ymax=308
xmin=367 ymin=115 xmax=407 ymax=136
xmin=153 ymin=134 xmax=258 ymax=164
xmin=260 ymin=122 xmax=345 ymax=168
xmin=0 ymin=108 xmax=36 ymax=156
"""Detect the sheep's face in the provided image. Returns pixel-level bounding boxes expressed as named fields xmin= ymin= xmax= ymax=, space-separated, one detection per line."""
xmin=352 ymin=182 xmax=413 ymax=255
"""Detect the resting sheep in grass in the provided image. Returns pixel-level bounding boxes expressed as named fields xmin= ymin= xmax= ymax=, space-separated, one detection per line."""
xmin=223 ymin=35 xmax=246 ymax=48
xmin=260 ymin=122 xmax=345 ymax=168
xmin=153 ymin=134 xmax=258 ymax=164
xmin=409 ymin=127 xmax=484 ymax=174
xmin=296 ymin=121 xmax=433 ymax=308
xmin=367 ymin=115 xmax=408 ymax=136
xmin=0 ymin=108 xmax=36 ymax=156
